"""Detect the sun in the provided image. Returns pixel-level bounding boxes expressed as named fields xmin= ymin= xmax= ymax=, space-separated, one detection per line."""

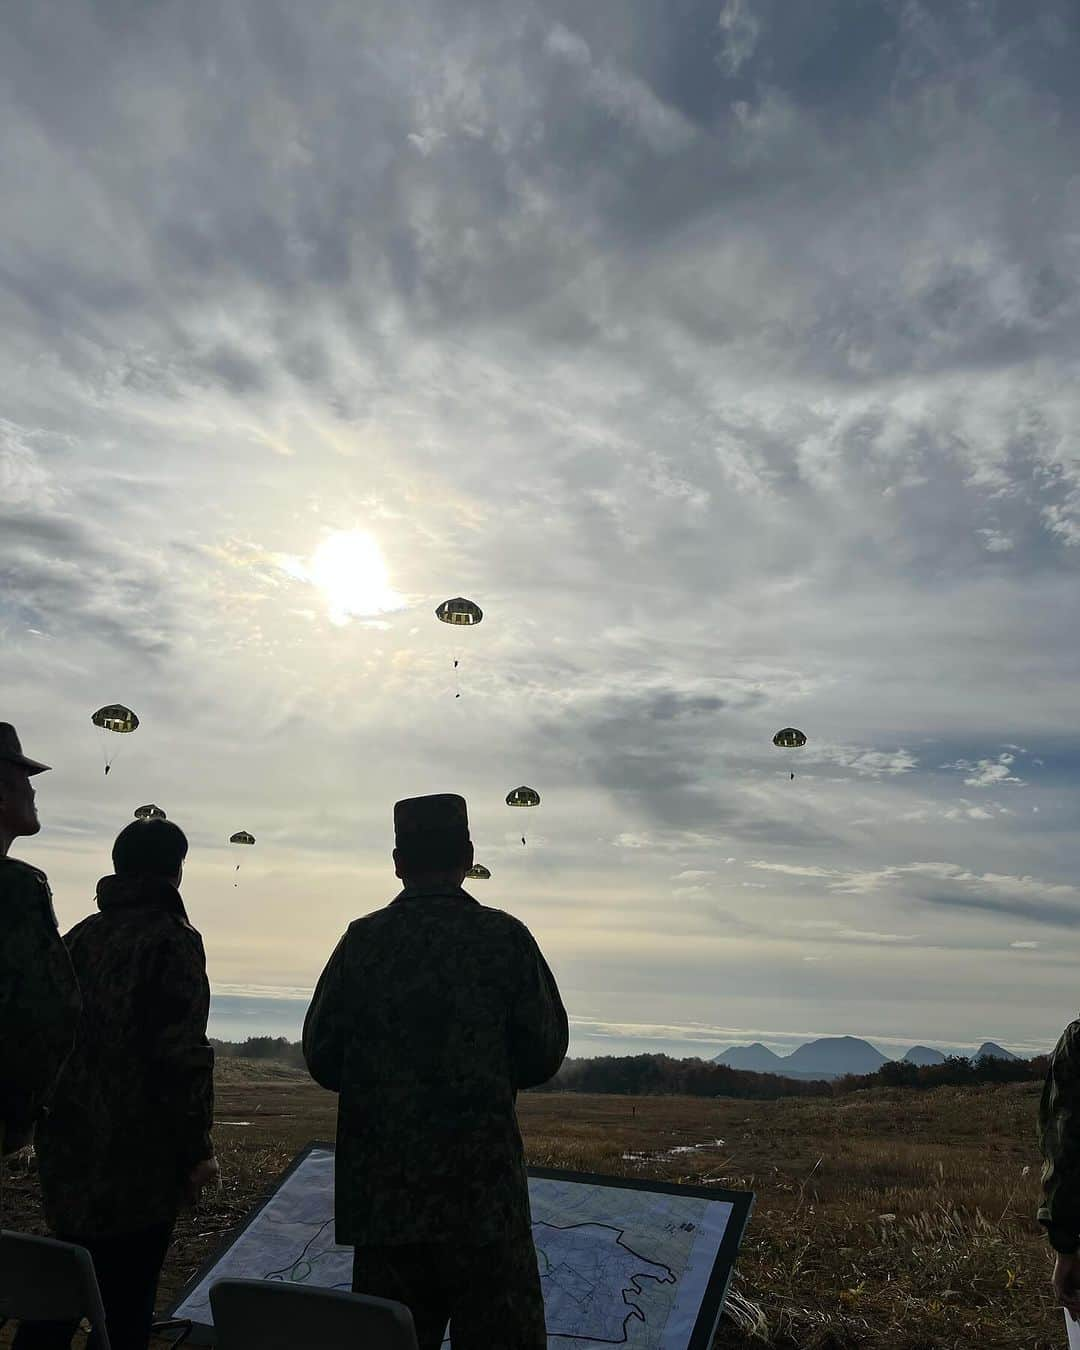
xmin=305 ymin=530 xmax=405 ymax=626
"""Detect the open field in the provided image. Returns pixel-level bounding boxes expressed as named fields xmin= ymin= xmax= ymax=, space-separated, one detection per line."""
xmin=0 ymin=1060 xmax=1063 ymax=1348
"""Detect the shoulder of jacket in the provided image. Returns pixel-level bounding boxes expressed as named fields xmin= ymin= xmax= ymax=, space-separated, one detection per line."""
xmin=348 ymin=901 xmax=532 ymax=942
xmin=64 ymin=913 xmax=97 ymax=942
xmin=1056 ymin=1021 xmax=1080 ymax=1057
xmin=471 ymin=904 xmax=539 ymax=951
xmin=474 ymin=902 xmax=525 ymax=929
xmin=76 ymin=907 xmax=205 ymax=952
xmin=164 ymin=912 xmax=205 ymax=949
xmin=0 ymin=856 xmax=50 ymax=890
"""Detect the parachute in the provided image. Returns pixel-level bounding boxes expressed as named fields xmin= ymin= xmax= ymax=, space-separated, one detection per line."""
xmin=230 ymin=830 xmax=255 ymax=886
xmin=435 ymin=598 xmax=483 ymax=626
xmin=92 ymin=705 xmax=139 ymax=733
xmin=466 ymin=864 xmax=491 ymax=879
xmin=506 ymin=786 xmax=540 ymax=846
xmin=134 ymin=804 xmax=166 ymax=820
xmin=436 ymin=598 xmax=483 ymax=697
xmin=91 ymin=705 xmax=139 ymax=775
xmin=773 ymin=727 xmax=807 ymax=780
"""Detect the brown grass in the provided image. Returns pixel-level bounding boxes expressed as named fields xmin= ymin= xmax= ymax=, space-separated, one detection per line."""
xmin=0 ymin=1063 xmax=1062 ymax=1348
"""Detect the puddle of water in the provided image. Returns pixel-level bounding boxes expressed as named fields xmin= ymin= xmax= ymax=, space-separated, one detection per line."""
xmin=621 ymin=1139 xmax=725 ymax=1163
xmin=667 ymin=1139 xmax=725 ymax=1155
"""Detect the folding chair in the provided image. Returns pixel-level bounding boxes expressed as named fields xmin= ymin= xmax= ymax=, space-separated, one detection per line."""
xmin=0 ymin=1230 xmax=111 ymax=1349
xmin=209 ymin=1279 xmax=421 ymax=1349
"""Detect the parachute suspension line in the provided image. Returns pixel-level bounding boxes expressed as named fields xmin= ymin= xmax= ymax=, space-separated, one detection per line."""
xmin=230 ymin=831 xmax=255 ymax=888
xmin=772 ymin=728 xmax=807 ymax=784
xmin=435 ymin=597 xmax=482 ymax=701
xmin=103 ymin=737 xmax=122 ymax=775
xmin=99 ymin=727 xmax=118 ymax=776
xmin=506 ymin=786 xmax=540 ymax=851
xmin=92 ymin=705 xmax=139 ymax=778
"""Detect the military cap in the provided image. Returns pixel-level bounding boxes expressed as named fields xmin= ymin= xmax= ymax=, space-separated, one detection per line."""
xmin=394 ymin=793 xmax=469 ymax=842
xmin=0 ymin=723 xmax=51 ymax=775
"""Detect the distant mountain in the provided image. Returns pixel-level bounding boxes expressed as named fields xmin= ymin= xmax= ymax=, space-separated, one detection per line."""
xmin=710 ymin=1035 xmax=1029 ymax=1080
xmin=712 ymin=1035 xmax=890 ymax=1081
xmin=903 ymin=1045 xmax=946 ymax=1066
xmin=784 ymin=1036 xmax=891 ymax=1076
xmin=711 ymin=1042 xmax=786 ymax=1072
xmin=975 ymin=1041 xmax=1018 ymax=1062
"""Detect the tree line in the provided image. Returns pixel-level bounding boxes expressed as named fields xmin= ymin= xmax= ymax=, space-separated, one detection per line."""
xmin=211 ymin=1036 xmax=307 ymax=1068
xmin=211 ymin=1037 xmax=1051 ymax=1098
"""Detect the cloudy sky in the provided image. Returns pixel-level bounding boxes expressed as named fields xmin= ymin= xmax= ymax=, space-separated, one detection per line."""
xmin=3 ymin=0 xmax=1079 ymax=1061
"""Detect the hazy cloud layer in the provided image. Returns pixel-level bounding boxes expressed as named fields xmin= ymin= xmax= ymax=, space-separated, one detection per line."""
xmin=2 ymin=1 xmax=1079 ymax=1055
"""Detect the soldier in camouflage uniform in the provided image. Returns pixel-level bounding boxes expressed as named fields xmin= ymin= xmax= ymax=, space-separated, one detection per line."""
xmin=304 ymin=793 xmax=568 ymax=1350
xmin=13 ymin=817 xmax=217 ymax=1350
xmin=0 ymin=724 xmax=80 ymax=1169
xmin=1039 ymin=1019 xmax=1080 ymax=1320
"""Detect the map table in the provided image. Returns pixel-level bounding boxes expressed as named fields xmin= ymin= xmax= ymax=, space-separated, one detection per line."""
xmin=168 ymin=1141 xmax=753 ymax=1348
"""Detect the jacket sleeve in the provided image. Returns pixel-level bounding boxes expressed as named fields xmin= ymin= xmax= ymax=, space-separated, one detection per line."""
xmin=303 ymin=933 xmax=347 ymax=1093
xmin=143 ymin=928 xmax=215 ymax=1172
xmin=1038 ymin=1019 xmax=1080 ymax=1252
xmin=508 ymin=925 xmax=569 ymax=1091
xmin=0 ymin=864 xmax=81 ymax=1150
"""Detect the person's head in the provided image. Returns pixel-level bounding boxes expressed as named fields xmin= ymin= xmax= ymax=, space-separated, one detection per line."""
xmin=0 ymin=761 xmax=40 ymax=853
xmin=0 ymin=723 xmax=50 ymax=855
xmin=392 ymin=793 xmax=473 ymax=887
xmin=112 ymin=818 xmax=189 ymax=887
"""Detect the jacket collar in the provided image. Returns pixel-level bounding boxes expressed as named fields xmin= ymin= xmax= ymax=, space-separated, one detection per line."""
xmin=392 ymin=884 xmax=476 ymax=904
xmin=96 ymin=873 xmax=190 ymax=921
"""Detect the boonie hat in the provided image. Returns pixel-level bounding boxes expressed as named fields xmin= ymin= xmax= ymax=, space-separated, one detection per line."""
xmin=0 ymin=723 xmax=51 ymax=775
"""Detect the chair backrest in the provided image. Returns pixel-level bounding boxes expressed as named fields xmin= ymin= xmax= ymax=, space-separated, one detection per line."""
xmin=0 ymin=1229 xmax=111 ymax=1349
xmin=209 ymin=1278 xmax=421 ymax=1350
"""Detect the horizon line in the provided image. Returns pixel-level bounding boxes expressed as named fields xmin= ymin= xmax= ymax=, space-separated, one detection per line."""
xmin=208 ymin=991 xmax=1048 ymax=1058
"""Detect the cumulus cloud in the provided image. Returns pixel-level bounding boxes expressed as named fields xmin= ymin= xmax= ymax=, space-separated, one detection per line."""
xmin=713 ymin=0 xmax=762 ymax=77
xmin=942 ymin=751 xmax=1028 ymax=788
xmin=544 ymin=23 xmax=698 ymax=155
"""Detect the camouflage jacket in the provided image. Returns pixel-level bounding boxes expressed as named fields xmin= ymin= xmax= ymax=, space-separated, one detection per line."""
xmin=0 ymin=855 xmax=81 ymax=1156
xmin=303 ymin=884 xmax=568 ymax=1245
xmin=1039 ymin=1019 xmax=1080 ymax=1252
xmin=35 ymin=874 xmax=214 ymax=1236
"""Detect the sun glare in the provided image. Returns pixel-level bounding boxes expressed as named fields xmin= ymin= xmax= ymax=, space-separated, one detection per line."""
xmin=305 ymin=530 xmax=405 ymax=625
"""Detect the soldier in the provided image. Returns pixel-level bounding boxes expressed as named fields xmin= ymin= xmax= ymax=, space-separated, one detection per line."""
xmin=304 ymin=793 xmax=568 ymax=1350
xmin=1038 ymin=1020 xmax=1080 ymax=1321
xmin=13 ymin=818 xmax=217 ymax=1350
xmin=0 ymin=723 xmax=80 ymax=1170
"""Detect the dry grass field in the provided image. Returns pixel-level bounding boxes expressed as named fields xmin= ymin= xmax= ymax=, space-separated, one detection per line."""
xmin=0 ymin=1058 xmax=1064 ymax=1348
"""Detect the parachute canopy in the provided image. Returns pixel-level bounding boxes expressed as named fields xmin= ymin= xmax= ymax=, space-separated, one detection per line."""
xmin=466 ymin=864 xmax=491 ymax=879
xmin=436 ymin=597 xmax=483 ymax=626
xmin=134 ymin=804 xmax=166 ymax=820
xmin=506 ymin=786 xmax=540 ymax=808
xmin=772 ymin=727 xmax=807 ymax=749
xmin=229 ymin=831 xmax=255 ymax=846
xmin=92 ymin=705 xmax=139 ymax=734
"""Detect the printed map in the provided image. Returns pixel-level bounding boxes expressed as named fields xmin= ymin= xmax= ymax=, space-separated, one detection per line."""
xmin=171 ymin=1146 xmax=746 ymax=1347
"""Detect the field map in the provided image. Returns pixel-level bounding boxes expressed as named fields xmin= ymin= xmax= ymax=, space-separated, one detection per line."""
xmin=170 ymin=1143 xmax=752 ymax=1348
